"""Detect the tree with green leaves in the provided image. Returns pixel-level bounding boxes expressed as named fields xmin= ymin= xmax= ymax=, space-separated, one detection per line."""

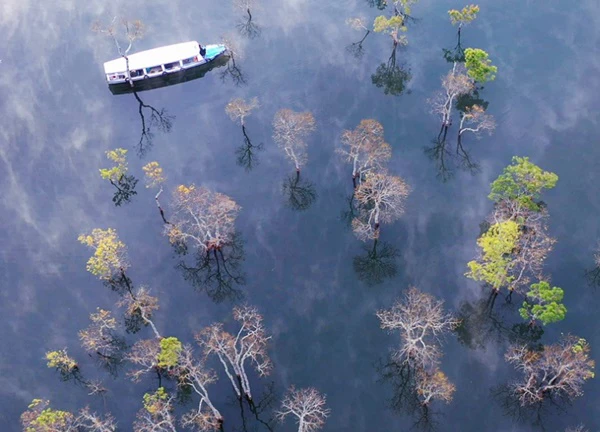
xmin=489 ymin=156 xmax=558 ymax=219
xmin=519 ymin=281 xmax=567 ymax=326
xmin=466 ymin=220 xmax=520 ymax=293
xmin=99 ymin=148 xmax=138 ymax=206
xmin=374 ymin=15 xmax=407 ymax=46
xmin=21 ymin=399 xmax=116 ymax=432
xmin=448 ymin=5 xmax=479 ymax=35
xmin=45 ymin=349 xmax=79 ymax=381
xmin=133 ymin=387 xmax=178 ymax=431
xmin=464 ymin=48 xmax=497 ymax=83
xmin=158 ymin=337 xmax=183 ymax=369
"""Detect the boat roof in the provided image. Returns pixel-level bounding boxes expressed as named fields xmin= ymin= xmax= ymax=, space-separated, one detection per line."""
xmin=103 ymin=41 xmax=200 ymax=74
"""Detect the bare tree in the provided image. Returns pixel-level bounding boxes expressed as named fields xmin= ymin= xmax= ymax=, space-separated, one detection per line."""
xmin=133 ymin=92 xmax=174 ymax=157
xmin=415 ymin=369 xmax=456 ymax=405
xmin=458 ymin=104 xmax=495 ymax=138
xmin=226 ymin=97 xmax=263 ymax=171
xmin=118 ymin=286 xmax=161 ymax=337
xmin=127 ymin=338 xmax=161 ymax=383
xmin=352 ymin=172 xmax=410 ymax=240
xmin=276 ymin=387 xmax=330 ymax=432
xmin=377 ymin=287 xmax=458 ymax=369
xmin=166 ymin=184 xmax=241 ymax=254
xmin=92 ymin=17 xmax=145 ymax=86
xmin=429 ymin=65 xmax=474 ymax=132
xmin=21 ymin=399 xmax=116 ymax=432
xmin=272 ymin=109 xmax=316 ymax=173
xmin=505 ymin=335 xmax=595 ymax=406
xmin=79 ymin=308 xmax=125 ymax=364
xmin=133 ymin=388 xmax=177 ymax=432
xmin=345 ymin=17 xmax=371 ymax=58
xmin=196 ymin=305 xmax=272 ymax=401
xmin=177 ymin=345 xmax=224 ymax=431
xmin=337 ymin=119 xmax=392 ymax=186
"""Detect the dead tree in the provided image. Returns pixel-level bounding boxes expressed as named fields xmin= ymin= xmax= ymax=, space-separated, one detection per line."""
xmin=166 ymin=184 xmax=240 ymax=253
xmin=272 ymin=109 xmax=316 ymax=173
xmin=352 ymin=172 xmax=410 ymax=240
xmin=428 ymin=65 xmax=474 ymax=134
xmin=376 ymin=287 xmax=458 ymax=369
xmin=79 ymin=308 xmax=126 ymax=367
xmin=337 ymin=119 xmax=392 ymax=187
xmin=505 ymin=335 xmax=595 ymax=406
xmin=117 ymin=286 xmax=161 ymax=337
xmin=196 ymin=305 xmax=271 ymax=402
xmin=276 ymin=386 xmax=330 ymax=432
xmin=177 ymin=345 xmax=224 ymax=431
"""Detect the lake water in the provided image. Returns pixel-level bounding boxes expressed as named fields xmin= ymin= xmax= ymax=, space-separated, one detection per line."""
xmin=1 ymin=0 xmax=600 ymax=430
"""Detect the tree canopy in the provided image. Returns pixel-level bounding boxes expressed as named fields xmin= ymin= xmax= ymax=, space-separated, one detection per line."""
xmin=448 ymin=5 xmax=480 ymax=27
xmin=464 ymin=48 xmax=497 ymax=83
xmin=519 ymin=281 xmax=567 ymax=326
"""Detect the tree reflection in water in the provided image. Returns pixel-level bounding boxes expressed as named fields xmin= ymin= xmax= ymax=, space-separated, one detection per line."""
xmin=353 ymin=239 xmax=399 ymax=285
xmin=282 ymin=171 xmax=317 ymax=211
xmin=132 ymin=92 xmax=174 ymax=157
xmin=371 ymin=43 xmax=412 ymax=96
xmin=176 ymin=232 xmax=246 ymax=303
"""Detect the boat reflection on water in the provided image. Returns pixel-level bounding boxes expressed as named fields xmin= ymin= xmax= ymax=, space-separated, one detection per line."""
xmin=108 ymin=54 xmax=230 ymax=95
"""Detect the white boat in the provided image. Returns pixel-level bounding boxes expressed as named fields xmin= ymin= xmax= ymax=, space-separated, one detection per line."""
xmin=103 ymin=41 xmax=228 ymax=85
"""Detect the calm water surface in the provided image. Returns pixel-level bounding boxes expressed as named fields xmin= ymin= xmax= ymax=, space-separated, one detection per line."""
xmin=1 ymin=0 xmax=600 ymax=430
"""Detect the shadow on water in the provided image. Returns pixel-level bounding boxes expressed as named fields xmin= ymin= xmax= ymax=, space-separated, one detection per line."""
xmin=107 ymin=54 xmax=230 ymax=95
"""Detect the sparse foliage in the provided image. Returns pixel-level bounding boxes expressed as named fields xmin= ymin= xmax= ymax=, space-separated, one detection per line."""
xmin=458 ymin=104 xmax=495 ymax=138
xmin=118 ymin=286 xmax=161 ymax=337
xmin=226 ymin=98 xmax=259 ymax=126
xmin=429 ymin=65 xmax=474 ymax=129
xmin=99 ymin=148 xmax=138 ymax=206
xmin=377 ymin=287 xmax=458 ymax=369
xmin=505 ymin=336 xmax=595 ymax=406
xmin=166 ymin=185 xmax=241 ymax=252
xmin=196 ymin=305 xmax=271 ymax=401
xmin=21 ymin=399 xmax=116 ymax=432
xmin=79 ymin=308 xmax=124 ymax=360
xmin=415 ymin=369 xmax=456 ymax=405
xmin=276 ymin=387 xmax=330 ymax=432
xmin=448 ymin=5 xmax=480 ymax=28
xmin=133 ymin=387 xmax=178 ymax=432
xmin=143 ymin=162 xmax=166 ymax=188
xmin=352 ymin=172 xmax=410 ymax=240
xmin=126 ymin=338 xmax=161 ymax=382
xmin=337 ymin=119 xmax=392 ymax=184
xmin=272 ymin=109 xmax=316 ymax=172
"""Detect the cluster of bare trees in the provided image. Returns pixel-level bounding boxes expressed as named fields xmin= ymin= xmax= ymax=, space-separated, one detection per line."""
xmin=377 ymin=288 xmax=458 ymax=406
xmin=337 ymin=119 xmax=410 ymax=242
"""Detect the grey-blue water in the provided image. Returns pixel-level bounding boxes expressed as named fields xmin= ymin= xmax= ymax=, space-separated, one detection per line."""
xmin=1 ymin=0 xmax=599 ymax=430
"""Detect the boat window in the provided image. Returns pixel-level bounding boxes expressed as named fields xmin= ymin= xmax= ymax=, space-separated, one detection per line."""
xmin=182 ymin=57 xmax=197 ymax=65
xmin=130 ymin=69 xmax=144 ymax=77
xmin=164 ymin=61 xmax=180 ymax=70
xmin=145 ymin=65 xmax=163 ymax=74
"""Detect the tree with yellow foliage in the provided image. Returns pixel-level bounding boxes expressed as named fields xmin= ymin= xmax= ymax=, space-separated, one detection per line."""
xmin=21 ymin=399 xmax=116 ymax=432
xmin=99 ymin=148 xmax=138 ymax=206
xmin=78 ymin=228 xmax=130 ymax=289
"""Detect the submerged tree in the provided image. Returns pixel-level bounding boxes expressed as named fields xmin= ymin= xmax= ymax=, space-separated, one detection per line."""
xmin=177 ymin=345 xmax=224 ymax=431
xmin=118 ymin=286 xmax=161 ymax=337
xmin=196 ymin=305 xmax=272 ymax=402
xmin=464 ymin=48 xmax=497 ymax=83
xmin=429 ymin=65 xmax=474 ymax=133
xmin=457 ymin=104 xmax=495 ymax=142
xmin=225 ymin=97 xmax=263 ymax=171
xmin=505 ymin=336 xmax=595 ymax=406
xmin=276 ymin=387 xmax=330 ymax=432
xmin=352 ymin=172 xmax=410 ymax=241
xmin=448 ymin=5 xmax=479 ymax=37
xmin=167 ymin=184 xmax=241 ymax=252
xmin=337 ymin=119 xmax=392 ymax=186
xmin=377 ymin=287 xmax=458 ymax=369
xmin=272 ymin=109 xmax=316 ymax=173
xmin=99 ymin=148 xmax=139 ymax=206
xmin=92 ymin=17 xmax=144 ymax=86
xmin=133 ymin=387 xmax=178 ymax=432
xmin=345 ymin=17 xmax=371 ymax=58
xmin=519 ymin=281 xmax=566 ymax=326
xmin=78 ymin=228 xmax=129 ymax=284
xmin=143 ymin=161 xmax=169 ymax=224
xmin=21 ymin=399 xmax=116 ymax=432
xmin=133 ymin=92 xmax=174 ymax=157
xmin=353 ymin=239 xmax=399 ymax=285
xmin=415 ymin=369 xmax=456 ymax=406
xmin=79 ymin=308 xmax=126 ymax=367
